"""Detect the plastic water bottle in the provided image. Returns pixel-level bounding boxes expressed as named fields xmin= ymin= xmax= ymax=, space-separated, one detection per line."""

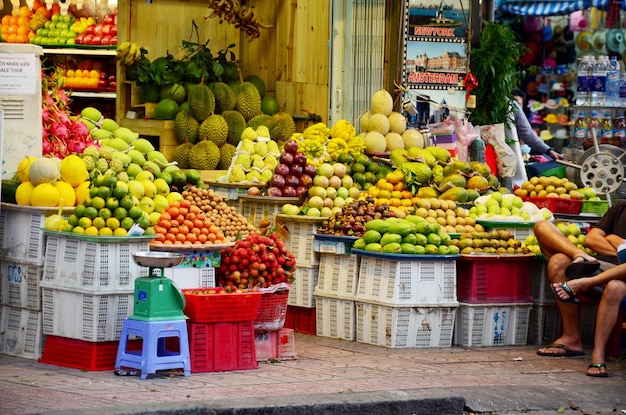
xmin=620 ymin=72 xmax=626 ymax=107
xmin=572 ymin=111 xmax=587 ymax=149
xmin=591 ymin=56 xmax=607 ymax=106
xmin=605 ymin=55 xmax=621 ymax=107
xmin=615 ymin=114 xmax=626 ymax=149
xmin=576 ymin=56 xmax=591 ymax=106
xmin=600 ymin=111 xmax=614 ymax=145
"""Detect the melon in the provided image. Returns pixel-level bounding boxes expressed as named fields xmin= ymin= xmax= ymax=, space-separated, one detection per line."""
xmin=363 ymin=131 xmax=386 ymax=153
xmin=367 ymin=113 xmax=390 ymax=135
xmin=371 ymin=89 xmax=393 ymax=116
xmin=385 ymin=132 xmax=404 ymax=151
xmin=15 ymin=181 xmax=35 ymax=205
xmin=402 ymin=129 xmax=425 ymax=149
xmin=29 ymin=157 xmax=60 ymax=185
xmin=55 ymin=180 xmax=76 ymax=207
xmin=30 ymin=183 xmax=60 ymax=207
xmin=388 ymin=112 xmax=407 ymax=134
xmin=359 ymin=111 xmax=371 ymax=133
xmin=16 ymin=156 xmax=37 ymax=183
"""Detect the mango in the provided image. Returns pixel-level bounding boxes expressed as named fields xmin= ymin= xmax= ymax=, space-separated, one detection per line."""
xmin=400 ymin=243 xmax=418 ymax=254
xmin=363 ymin=230 xmax=382 ymax=244
xmin=387 ymin=219 xmax=416 ymax=236
xmin=365 ymin=242 xmax=383 ymax=252
xmin=353 ymin=238 xmax=366 ymax=250
xmin=439 ymin=187 xmax=469 ymax=203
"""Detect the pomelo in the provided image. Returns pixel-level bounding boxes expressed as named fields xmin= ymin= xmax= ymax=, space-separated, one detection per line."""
xmin=153 ymin=98 xmax=179 ymax=120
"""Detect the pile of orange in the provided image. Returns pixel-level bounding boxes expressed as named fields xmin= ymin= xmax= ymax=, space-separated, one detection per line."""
xmin=151 ymin=200 xmax=228 ymax=246
xmin=60 ymin=60 xmax=107 ymax=90
xmin=1 ymin=7 xmax=35 ymax=44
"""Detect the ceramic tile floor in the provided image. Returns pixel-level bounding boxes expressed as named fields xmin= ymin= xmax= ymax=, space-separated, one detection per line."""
xmin=0 ymin=333 xmax=625 ymax=415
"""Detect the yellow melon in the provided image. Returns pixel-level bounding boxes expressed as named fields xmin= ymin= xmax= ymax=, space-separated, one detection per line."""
xmin=75 ymin=181 xmax=90 ymax=205
xmin=16 ymin=156 xmax=37 ymax=183
xmin=15 ymin=181 xmax=35 ymax=205
xmin=60 ymin=155 xmax=88 ymax=187
xmin=30 ymin=183 xmax=61 ymax=207
xmin=55 ymin=180 xmax=77 ymax=207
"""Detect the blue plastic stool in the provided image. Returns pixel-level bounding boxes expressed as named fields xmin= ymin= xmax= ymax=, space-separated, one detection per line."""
xmin=115 ymin=318 xmax=191 ymax=379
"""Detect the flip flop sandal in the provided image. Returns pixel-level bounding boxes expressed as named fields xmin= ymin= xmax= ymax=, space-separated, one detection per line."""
xmin=551 ymin=281 xmax=579 ymax=303
xmin=536 ymin=343 xmax=585 ymax=357
xmin=586 ymin=363 xmax=609 ymax=377
xmin=565 ymin=260 xmax=601 ymax=279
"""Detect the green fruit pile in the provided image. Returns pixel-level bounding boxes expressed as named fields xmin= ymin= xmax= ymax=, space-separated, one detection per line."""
xmin=352 ymin=215 xmax=460 ymax=255
xmin=453 ymin=230 xmax=530 ymax=255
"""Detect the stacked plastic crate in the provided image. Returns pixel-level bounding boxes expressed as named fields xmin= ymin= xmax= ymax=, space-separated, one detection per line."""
xmin=353 ymin=251 xmax=459 ymax=348
xmin=38 ymin=232 xmax=152 ymax=370
xmin=454 ymin=254 xmax=534 ymax=346
xmin=528 ymin=256 xmax=597 ymax=346
xmin=183 ymin=288 xmax=262 ymax=371
xmin=0 ymin=204 xmax=62 ymax=360
xmin=276 ymin=214 xmax=325 ymax=334
xmin=312 ymin=234 xmax=361 ymax=341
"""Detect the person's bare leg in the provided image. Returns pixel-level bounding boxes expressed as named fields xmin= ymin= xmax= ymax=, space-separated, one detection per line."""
xmin=553 ymin=263 xmax=626 ymax=301
xmin=534 ymin=220 xmax=595 ymax=261
xmin=587 ymin=280 xmax=626 ymax=376
xmin=537 ymin=252 xmax=584 ymax=355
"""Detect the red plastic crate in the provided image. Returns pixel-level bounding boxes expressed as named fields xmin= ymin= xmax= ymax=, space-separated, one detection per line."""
xmin=521 ymin=196 xmax=583 ymax=214
xmin=254 ymin=288 xmax=290 ymax=332
xmin=255 ymin=328 xmax=297 ymax=361
xmin=188 ymin=321 xmax=258 ymax=372
xmin=284 ymin=305 xmax=316 ymax=335
xmin=39 ymin=335 xmax=139 ymax=371
xmin=457 ymin=255 xmax=533 ymax=303
xmin=183 ymin=288 xmax=263 ymax=323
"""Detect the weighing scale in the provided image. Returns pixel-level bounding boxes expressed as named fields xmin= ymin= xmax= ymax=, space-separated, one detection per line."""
xmin=130 ymin=252 xmax=187 ymax=321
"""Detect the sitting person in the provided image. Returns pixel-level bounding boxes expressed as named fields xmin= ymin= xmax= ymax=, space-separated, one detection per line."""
xmin=552 ymin=267 xmax=626 ymax=377
xmin=534 ymin=201 xmax=626 ymax=373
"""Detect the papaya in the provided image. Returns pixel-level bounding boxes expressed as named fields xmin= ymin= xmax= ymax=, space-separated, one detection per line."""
xmin=364 ymin=218 xmax=388 ymax=234
xmin=466 ymin=188 xmax=481 ymax=202
xmin=404 ymin=215 xmax=425 ymax=226
xmin=466 ymin=175 xmax=489 ymax=192
xmin=365 ymin=242 xmax=383 ymax=252
xmin=401 ymin=233 xmax=419 ymax=244
xmin=382 ymin=242 xmax=402 ymax=254
xmin=387 ymin=219 xmax=416 ymax=236
xmin=362 ymin=230 xmax=382 ymax=244
xmin=439 ymin=187 xmax=469 ymax=203
xmin=380 ymin=233 xmax=402 ymax=246
xmin=353 ymin=238 xmax=366 ymax=250
xmin=400 ymin=243 xmax=418 ymax=254
xmin=469 ymin=161 xmax=491 ymax=178
xmin=417 ymin=186 xmax=439 ymax=198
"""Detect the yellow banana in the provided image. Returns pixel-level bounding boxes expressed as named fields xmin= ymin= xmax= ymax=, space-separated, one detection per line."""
xmin=116 ymin=41 xmax=131 ymax=59
xmin=124 ymin=43 xmax=138 ymax=65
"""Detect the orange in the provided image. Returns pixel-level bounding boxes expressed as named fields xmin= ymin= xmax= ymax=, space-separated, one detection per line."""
xmin=89 ymin=69 xmax=99 ymax=79
xmin=17 ymin=16 xmax=29 ymax=26
xmin=66 ymin=69 xmax=75 ymax=78
xmin=15 ymin=33 xmax=27 ymax=43
xmin=7 ymin=33 xmax=17 ymax=43
xmin=2 ymin=15 xmax=11 ymax=25
xmin=19 ymin=6 xmax=31 ymax=17
xmin=9 ymin=16 xmax=18 ymax=26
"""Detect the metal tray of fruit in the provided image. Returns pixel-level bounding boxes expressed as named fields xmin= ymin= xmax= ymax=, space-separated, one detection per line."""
xmin=149 ymin=241 xmax=235 ymax=252
xmin=314 ymin=233 xmax=359 ymax=243
xmin=351 ymin=248 xmax=459 ymax=261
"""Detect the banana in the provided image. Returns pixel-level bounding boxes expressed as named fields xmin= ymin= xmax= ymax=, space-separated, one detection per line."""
xmin=123 ymin=43 xmax=138 ymax=65
xmin=116 ymin=41 xmax=131 ymax=59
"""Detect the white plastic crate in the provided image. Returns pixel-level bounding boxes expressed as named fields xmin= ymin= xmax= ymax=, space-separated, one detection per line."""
xmin=355 ymin=302 xmax=457 ymax=348
xmin=288 ymin=265 xmax=318 ymax=308
xmin=276 ymin=215 xmax=321 ymax=267
xmin=163 ymin=266 xmax=216 ymax=289
xmin=314 ymin=252 xmax=360 ymax=298
xmin=42 ymin=233 xmax=151 ymax=291
xmin=0 ymin=206 xmax=48 ymax=266
xmin=0 ymin=258 xmax=43 ymax=310
xmin=454 ymin=302 xmax=532 ymax=347
xmin=314 ymin=238 xmax=351 ymax=254
xmin=0 ymin=305 xmax=43 ymax=360
xmin=40 ymin=282 xmax=133 ymax=342
xmin=315 ymin=295 xmax=356 ymax=341
xmin=355 ymin=255 xmax=457 ymax=306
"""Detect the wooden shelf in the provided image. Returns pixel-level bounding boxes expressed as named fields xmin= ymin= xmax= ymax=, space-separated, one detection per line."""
xmin=42 ymin=48 xmax=116 ymax=57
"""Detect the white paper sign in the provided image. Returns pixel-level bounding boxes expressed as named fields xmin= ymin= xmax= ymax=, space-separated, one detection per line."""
xmin=0 ymin=54 xmax=38 ymax=95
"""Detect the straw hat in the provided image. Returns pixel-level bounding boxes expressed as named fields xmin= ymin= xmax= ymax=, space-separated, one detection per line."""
xmin=528 ymin=100 xmax=544 ymax=112
xmin=530 ymin=113 xmax=544 ymax=124
xmin=526 ymin=82 xmax=539 ymax=96
xmin=544 ymin=100 xmax=558 ymax=110
xmin=555 ymin=128 xmax=569 ymax=139
xmin=539 ymin=130 xmax=554 ymax=141
xmin=558 ymin=114 xmax=570 ymax=125
xmin=543 ymin=113 xmax=559 ymax=123
xmin=607 ymin=28 xmax=624 ymax=53
xmin=592 ymin=30 xmax=607 ymax=52
xmin=576 ymin=31 xmax=593 ymax=50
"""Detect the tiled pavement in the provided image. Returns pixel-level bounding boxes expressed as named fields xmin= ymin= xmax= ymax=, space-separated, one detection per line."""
xmin=0 ymin=334 xmax=625 ymax=415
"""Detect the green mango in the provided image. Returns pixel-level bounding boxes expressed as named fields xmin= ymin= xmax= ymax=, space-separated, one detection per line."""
xmin=365 ymin=243 xmax=383 ymax=252
xmin=402 ymin=233 xmax=418 ymax=244
xmin=362 ymin=230 xmax=382 ymax=244
xmin=387 ymin=220 xmax=416 ymax=237
xmin=353 ymin=238 xmax=366 ymax=250
xmin=380 ymin=233 xmax=402 ymax=246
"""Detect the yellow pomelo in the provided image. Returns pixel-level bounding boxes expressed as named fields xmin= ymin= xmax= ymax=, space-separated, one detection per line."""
xmin=15 ymin=181 xmax=35 ymax=205
xmin=30 ymin=183 xmax=61 ymax=207
xmin=60 ymin=155 xmax=88 ymax=187
xmin=75 ymin=181 xmax=90 ymax=205
xmin=17 ymin=156 xmax=37 ymax=183
xmin=55 ymin=180 xmax=76 ymax=207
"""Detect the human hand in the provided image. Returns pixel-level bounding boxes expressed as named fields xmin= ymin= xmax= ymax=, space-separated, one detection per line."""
xmin=549 ymin=149 xmax=563 ymax=160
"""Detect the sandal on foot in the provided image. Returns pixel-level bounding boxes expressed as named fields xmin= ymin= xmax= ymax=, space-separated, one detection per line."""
xmin=586 ymin=363 xmax=608 ymax=377
xmin=565 ymin=260 xmax=601 ymax=279
xmin=536 ymin=343 xmax=585 ymax=357
xmin=551 ymin=281 xmax=579 ymax=303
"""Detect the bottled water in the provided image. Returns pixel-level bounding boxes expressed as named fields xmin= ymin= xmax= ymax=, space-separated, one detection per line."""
xmin=620 ymin=72 xmax=626 ymax=107
xmin=576 ymin=56 xmax=591 ymax=106
xmin=591 ymin=56 xmax=607 ymax=106
xmin=572 ymin=111 xmax=587 ymax=149
xmin=605 ymin=55 xmax=621 ymax=107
